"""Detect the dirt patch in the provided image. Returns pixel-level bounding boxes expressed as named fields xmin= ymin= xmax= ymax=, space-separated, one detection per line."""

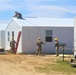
xmin=0 ymin=54 xmax=74 ymax=75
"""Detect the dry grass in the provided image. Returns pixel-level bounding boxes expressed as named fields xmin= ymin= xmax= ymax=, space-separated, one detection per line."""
xmin=0 ymin=54 xmax=75 ymax=75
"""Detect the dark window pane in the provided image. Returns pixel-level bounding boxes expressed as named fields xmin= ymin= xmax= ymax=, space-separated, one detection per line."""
xmin=8 ymin=31 xmax=10 ymax=36
xmin=12 ymin=31 xmax=14 ymax=38
xmin=46 ymin=37 xmax=52 ymax=42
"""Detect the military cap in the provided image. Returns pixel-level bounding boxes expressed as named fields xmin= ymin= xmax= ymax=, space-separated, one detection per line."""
xmin=38 ymin=37 xmax=41 ymax=40
xmin=55 ymin=38 xmax=58 ymax=41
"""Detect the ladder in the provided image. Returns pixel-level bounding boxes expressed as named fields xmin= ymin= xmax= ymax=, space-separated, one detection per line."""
xmin=14 ymin=31 xmax=21 ymax=54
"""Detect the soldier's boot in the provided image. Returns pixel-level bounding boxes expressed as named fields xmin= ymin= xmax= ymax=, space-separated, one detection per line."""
xmin=56 ymin=50 xmax=59 ymax=56
xmin=39 ymin=50 xmax=42 ymax=56
xmin=36 ymin=50 xmax=38 ymax=56
xmin=12 ymin=49 xmax=15 ymax=54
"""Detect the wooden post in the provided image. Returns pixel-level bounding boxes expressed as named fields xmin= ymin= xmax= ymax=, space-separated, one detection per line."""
xmin=62 ymin=44 xmax=66 ymax=61
xmin=62 ymin=45 xmax=64 ymax=61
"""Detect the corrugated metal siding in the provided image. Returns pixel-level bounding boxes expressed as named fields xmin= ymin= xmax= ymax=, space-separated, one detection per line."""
xmin=6 ymin=18 xmax=74 ymax=53
xmin=0 ymin=31 xmax=1 ymax=47
xmin=0 ymin=30 xmax=5 ymax=49
xmin=1 ymin=31 xmax=5 ymax=49
xmin=74 ymin=18 xmax=76 ymax=56
xmin=22 ymin=26 xmax=73 ymax=54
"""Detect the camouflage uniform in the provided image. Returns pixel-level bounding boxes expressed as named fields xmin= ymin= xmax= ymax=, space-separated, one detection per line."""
xmin=55 ymin=40 xmax=59 ymax=56
xmin=13 ymin=11 xmax=22 ymax=19
xmin=36 ymin=38 xmax=44 ymax=56
xmin=10 ymin=38 xmax=16 ymax=54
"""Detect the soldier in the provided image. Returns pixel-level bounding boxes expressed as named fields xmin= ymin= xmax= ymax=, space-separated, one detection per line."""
xmin=10 ymin=37 xmax=16 ymax=54
xmin=13 ymin=11 xmax=22 ymax=19
xmin=55 ymin=38 xmax=59 ymax=56
xmin=36 ymin=37 xmax=44 ymax=56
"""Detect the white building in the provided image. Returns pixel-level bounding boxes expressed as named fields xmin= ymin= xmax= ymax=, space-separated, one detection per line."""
xmin=74 ymin=18 xmax=76 ymax=56
xmin=5 ymin=18 xmax=74 ymax=54
xmin=0 ymin=22 xmax=8 ymax=49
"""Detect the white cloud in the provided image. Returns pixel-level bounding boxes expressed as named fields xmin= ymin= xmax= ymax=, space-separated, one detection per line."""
xmin=23 ymin=4 xmax=76 ymax=17
xmin=0 ymin=0 xmax=24 ymax=11
xmin=0 ymin=0 xmax=15 ymax=11
xmin=0 ymin=0 xmax=76 ymax=18
xmin=21 ymin=0 xmax=76 ymax=18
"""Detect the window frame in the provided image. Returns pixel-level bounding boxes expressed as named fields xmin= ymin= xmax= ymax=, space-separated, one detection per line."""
xmin=45 ymin=30 xmax=53 ymax=42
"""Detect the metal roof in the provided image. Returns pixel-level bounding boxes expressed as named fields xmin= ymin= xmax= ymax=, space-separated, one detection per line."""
xmin=12 ymin=17 xmax=74 ymax=27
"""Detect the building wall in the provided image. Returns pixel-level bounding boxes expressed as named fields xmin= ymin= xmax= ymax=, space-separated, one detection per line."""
xmin=74 ymin=18 xmax=76 ymax=56
xmin=22 ymin=26 xmax=74 ymax=54
xmin=0 ymin=31 xmax=1 ymax=47
xmin=5 ymin=20 xmax=22 ymax=53
xmin=0 ymin=30 xmax=5 ymax=49
xmin=1 ymin=30 xmax=5 ymax=49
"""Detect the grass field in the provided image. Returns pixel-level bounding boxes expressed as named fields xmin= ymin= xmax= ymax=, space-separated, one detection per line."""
xmin=35 ymin=59 xmax=76 ymax=75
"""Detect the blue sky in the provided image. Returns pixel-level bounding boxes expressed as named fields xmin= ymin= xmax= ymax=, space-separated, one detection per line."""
xmin=0 ymin=0 xmax=76 ymax=21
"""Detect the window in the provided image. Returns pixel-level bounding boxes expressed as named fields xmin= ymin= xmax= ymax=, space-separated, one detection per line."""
xmin=12 ymin=31 xmax=14 ymax=38
xmin=8 ymin=31 xmax=10 ymax=36
xmin=45 ymin=30 xmax=52 ymax=42
xmin=46 ymin=30 xmax=52 ymax=36
xmin=7 ymin=31 xmax=10 ymax=41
